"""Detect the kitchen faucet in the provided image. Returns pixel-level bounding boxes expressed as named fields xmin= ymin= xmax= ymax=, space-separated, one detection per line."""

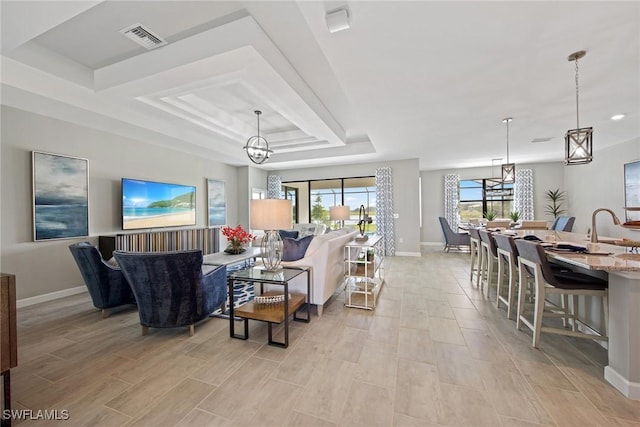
xmin=590 ymin=208 xmax=621 ymax=243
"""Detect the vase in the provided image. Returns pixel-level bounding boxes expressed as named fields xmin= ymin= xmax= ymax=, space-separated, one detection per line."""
xmin=224 ymin=244 xmax=246 ymax=255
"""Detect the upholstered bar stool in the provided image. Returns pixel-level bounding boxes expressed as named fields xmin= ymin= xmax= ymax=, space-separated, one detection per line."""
xmin=492 ymin=233 xmax=519 ymax=319
xmin=478 ymin=230 xmax=499 ymax=299
xmin=469 ymin=227 xmax=482 ymax=284
xmin=514 ymin=240 xmax=608 ymax=348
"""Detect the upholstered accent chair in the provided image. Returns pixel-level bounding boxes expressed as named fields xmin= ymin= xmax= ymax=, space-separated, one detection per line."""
xmin=438 ymin=217 xmax=470 ymax=252
xmin=69 ymin=242 xmax=136 ymax=318
xmin=113 ymin=250 xmax=227 ymax=336
xmin=550 ymin=216 xmax=576 ymax=232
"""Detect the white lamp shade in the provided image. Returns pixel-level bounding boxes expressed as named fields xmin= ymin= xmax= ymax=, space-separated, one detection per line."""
xmin=330 ymin=205 xmax=350 ymax=221
xmin=250 ymin=199 xmax=292 ymax=230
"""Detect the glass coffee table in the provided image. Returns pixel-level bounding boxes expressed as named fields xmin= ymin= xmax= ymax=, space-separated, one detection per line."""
xmin=227 ymin=266 xmax=310 ymax=348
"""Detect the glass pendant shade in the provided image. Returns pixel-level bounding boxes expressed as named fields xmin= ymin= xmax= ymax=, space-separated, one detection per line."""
xmin=564 ymin=50 xmax=593 ymax=165
xmin=244 ymin=110 xmax=273 ymax=165
xmin=565 ymin=127 xmax=593 ymax=165
xmin=501 ymin=117 xmax=515 ymax=183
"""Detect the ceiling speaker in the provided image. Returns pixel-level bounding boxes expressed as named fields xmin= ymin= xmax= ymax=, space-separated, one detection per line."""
xmin=325 ymin=8 xmax=351 ymax=33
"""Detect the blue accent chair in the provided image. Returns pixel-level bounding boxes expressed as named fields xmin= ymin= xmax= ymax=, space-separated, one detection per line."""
xmin=438 ymin=217 xmax=470 ymax=252
xmin=550 ymin=216 xmax=576 ymax=232
xmin=113 ymin=249 xmax=227 ymax=336
xmin=69 ymin=242 xmax=136 ymax=318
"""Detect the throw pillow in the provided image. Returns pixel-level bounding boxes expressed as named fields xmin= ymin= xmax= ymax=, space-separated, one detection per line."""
xmin=279 ymin=229 xmax=299 ymax=240
xmin=106 ymin=257 xmax=119 ymax=268
xmin=282 ymin=235 xmax=314 ymax=261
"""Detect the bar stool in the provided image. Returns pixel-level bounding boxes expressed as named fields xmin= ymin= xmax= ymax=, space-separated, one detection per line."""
xmin=492 ymin=233 xmax=518 ymax=319
xmin=469 ymin=228 xmax=482 ymax=284
xmin=514 ymin=240 xmax=608 ymax=348
xmin=478 ymin=230 xmax=498 ymax=299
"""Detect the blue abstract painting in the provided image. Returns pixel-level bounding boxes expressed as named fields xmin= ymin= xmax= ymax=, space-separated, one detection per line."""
xmin=32 ymin=151 xmax=89 ymax=241
xmin=207 ymin=179 xmax=226 ymax=227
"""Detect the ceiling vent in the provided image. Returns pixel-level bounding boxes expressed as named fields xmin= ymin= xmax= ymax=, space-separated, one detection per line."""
xmin=531 ymin=137 xmax=553 ymax=143
xmin=120 ymin=23 xmax=167 ymax=50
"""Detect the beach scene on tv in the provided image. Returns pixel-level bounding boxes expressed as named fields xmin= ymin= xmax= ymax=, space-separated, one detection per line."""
xmin=122 ymin=179 xmax=196 ymax=230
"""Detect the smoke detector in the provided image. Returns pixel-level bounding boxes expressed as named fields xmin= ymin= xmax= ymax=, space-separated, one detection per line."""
xmin=120 ymin=23 xmax=167 ymax=50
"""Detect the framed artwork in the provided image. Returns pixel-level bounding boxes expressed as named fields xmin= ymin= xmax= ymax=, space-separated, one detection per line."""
xmin=207 ymin=179 xmax=226 ymax=227
xmin=624 ymin=160 xmax=640 ymax=221
xmin=32 ymin=151 xmax=89 ymax=241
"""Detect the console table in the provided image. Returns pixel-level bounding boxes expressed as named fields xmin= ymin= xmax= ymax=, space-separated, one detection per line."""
xmin=343 ymin=235 xmax=385 ymax=310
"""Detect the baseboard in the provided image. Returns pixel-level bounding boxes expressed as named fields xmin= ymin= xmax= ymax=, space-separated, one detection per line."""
xmin=421 ymin=242 xmax=443 ymax=247
xmin=394 ymin=251 xmax=421 ymax=257
xmin=17 ymin=286 xmax=87 ymax=308
xmin=604 ymin=366 xmax=640 ymax=399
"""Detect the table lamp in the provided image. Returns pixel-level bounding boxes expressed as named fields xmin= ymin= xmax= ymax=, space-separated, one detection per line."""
xmin=250 ymin=199 xmax=292 ymax=271
xmin=329 ymin=205 xmax=350 ymax=229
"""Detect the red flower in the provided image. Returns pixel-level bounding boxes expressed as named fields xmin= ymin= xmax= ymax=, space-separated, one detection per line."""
xmin=221 ymin=225 xmax=256 ymax=246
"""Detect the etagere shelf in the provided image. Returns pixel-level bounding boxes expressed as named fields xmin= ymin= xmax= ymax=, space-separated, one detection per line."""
xmin=343 ymin=235 xmax=385 ymax=310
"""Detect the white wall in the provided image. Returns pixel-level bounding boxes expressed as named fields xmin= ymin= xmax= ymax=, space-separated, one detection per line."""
xmin=274 ymin=159 xmax=421 ymax=255
xmin=565 ymin=137 xmax=640 ymax=240
xmin=420 ymin=162 xmax=565 ymax=243
xmin=1 ymin=106 xmax=240 ymax=300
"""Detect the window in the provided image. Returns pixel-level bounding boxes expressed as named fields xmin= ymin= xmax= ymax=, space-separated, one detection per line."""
xmin=459 ymin=178 xmax=513 ymax=220
xmin=282 ymin=177 xmax=376 ymax=232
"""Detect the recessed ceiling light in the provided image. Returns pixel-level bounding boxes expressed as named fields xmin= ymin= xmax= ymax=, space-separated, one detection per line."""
xmin=611 ymin=114 xmax=625 ymax=121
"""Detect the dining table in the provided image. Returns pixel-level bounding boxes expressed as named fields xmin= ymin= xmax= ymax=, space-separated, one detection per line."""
xmin=502 ymin=228 xmax=640 ymax=399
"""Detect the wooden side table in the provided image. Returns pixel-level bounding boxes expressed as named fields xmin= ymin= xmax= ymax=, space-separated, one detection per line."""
xmin=227 ymin=267 xmax=310 ymax=348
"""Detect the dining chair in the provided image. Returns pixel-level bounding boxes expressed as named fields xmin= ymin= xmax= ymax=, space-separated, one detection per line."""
xmin=550 ymin=216 xmax=576 ymax=232
xmin=492 ymin=234 xmax=520 ymax=319
xmin=514 ymin=239 xmax=608 ymax=348
xmin=438 ymin=217 xmax=470 ymax=252
xmin=485 ymin=220 xmax=511 ymax=229
xmin=519 ymin=220 xmax=549 ymax=230
xmin=468 ymin=228 xmax=482 ymax=283
xmin=478 ymin=230 xmax=498 ymax=298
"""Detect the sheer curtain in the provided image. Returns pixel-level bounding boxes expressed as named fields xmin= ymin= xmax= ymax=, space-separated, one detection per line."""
xmin=514 ymin=169 xmax=534 ymax=220
xmin=376 ymin=167 xmax=395 ymax=256
xmin=444 ymin=173 xmax=460 ymax=230
xmin=267 ymin=175 xmax=281 ymax=199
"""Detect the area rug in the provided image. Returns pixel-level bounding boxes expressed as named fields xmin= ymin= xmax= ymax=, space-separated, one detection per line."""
xmin=210 ymin=281 xmax=255 ymax=319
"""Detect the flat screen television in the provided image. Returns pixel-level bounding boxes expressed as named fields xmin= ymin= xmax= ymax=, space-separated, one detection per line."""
xmin=121 ymin=178 xmax=196 ymax=230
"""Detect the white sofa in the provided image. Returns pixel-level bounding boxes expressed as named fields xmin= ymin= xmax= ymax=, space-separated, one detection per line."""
xmin=280 ymin=227 xmax=359 ymax=316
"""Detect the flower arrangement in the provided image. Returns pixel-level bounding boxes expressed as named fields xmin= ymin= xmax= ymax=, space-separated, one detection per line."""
xmin=221 ymin=225 xmax=256 ymax=254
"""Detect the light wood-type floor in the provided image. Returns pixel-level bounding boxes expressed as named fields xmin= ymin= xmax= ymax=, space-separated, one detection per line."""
xmin=10 ymin=248 xmax=640 ymax=426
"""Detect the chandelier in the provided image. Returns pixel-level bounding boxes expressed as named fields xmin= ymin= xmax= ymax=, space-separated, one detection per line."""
xmin=244 ymin=110 xmax=273 ymax=165
xmin=565 ymin=50 xmax=593 ymax=165
xmin=501 ymin=117 xmax=515 ymax=183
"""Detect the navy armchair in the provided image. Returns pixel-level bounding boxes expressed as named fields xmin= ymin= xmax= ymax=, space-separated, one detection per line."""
xmin=69 ymin=242 xmax=136 ymax=318
xmin=438 ymin=217 xmax=471 ymax=252
xmin=113 ymin=249 xmax=227 ymax=336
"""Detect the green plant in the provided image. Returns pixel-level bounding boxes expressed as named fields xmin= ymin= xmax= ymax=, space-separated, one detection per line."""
xmin=484 ymin=210 xmax=497 ymax=221
xmin=509 ymin=211 xmax=521 ymax=223
xmin=545 ymin=188 xmax=566 ymax=219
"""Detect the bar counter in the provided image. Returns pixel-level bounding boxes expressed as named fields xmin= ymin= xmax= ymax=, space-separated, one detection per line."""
xmin=506 ymin=228 xmax=640 ymax=399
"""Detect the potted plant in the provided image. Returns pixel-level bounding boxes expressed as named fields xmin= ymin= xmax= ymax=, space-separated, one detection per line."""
xmin=484 ymin=210 xmax=498 ymax=221
xmin=545 ymin=189 xmax=566 ymax=219
xmin=509 ymin=211 xmax=521 ymax=226
xmin=221 ymin=225 xmax=256 ymax=254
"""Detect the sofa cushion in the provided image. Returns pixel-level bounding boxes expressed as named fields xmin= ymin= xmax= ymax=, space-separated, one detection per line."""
xmin=279 ymin=229 xmax=299 ymax=240
xmin=282 ymin=235 xmax=314 ymax=261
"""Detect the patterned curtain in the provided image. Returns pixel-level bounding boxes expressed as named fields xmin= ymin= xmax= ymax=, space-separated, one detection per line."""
xmin=514 ymin=169 xmax=534 ymax=220
xmin=375 ymin=167 xmax=395 ymax=256
xmin=267 ymin=175 xmax=281 ymax=199
xmin=444 ymin=174 xmax=460 ymax=230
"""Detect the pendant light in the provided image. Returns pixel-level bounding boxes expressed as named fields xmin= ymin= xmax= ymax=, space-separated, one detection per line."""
xmin=565 ymin=50 xmax=593 ymax=165
xmin=244 ymin=110 xmax=273 ymax=165
xmin=501 ymin=117 xmax=515 ymax=183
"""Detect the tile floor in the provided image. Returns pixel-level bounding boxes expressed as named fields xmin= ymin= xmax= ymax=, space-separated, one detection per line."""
xmin=9 ymin=248 xmax=640 ymax=426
